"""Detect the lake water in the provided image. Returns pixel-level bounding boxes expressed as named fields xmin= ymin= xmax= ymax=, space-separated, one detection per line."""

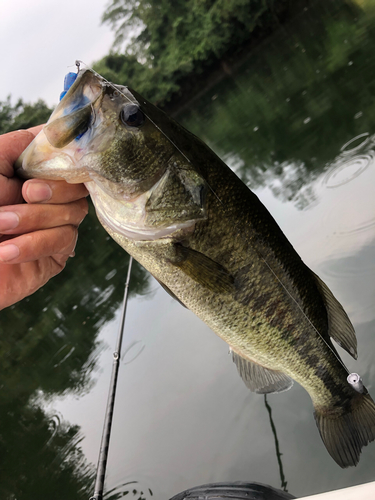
xmin=2 ymin=0 xmax=375 ymax=498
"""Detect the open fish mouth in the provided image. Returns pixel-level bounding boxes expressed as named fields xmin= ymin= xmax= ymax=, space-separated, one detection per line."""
xmin=15 ymin=68 xmax=208 ymax=241
xmin=15 ymin=70 xmax=110 ymax=183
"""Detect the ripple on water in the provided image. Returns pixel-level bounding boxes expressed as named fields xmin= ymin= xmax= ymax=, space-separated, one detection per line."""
xmin=323 ymin=133 xmax=374 ymax=189
xmin=319 ymin=133 xmax=375 ymax=238
xmin=51 ymin=343 xmax=76 ymax=368
xmin=104 ymin=480 xmax=154 ymax=499
xmin=324 ymin=154 xmax=373 ymax=189
xmin=340 ymin=132 xmax=370 ymax=154
xmin=45 ymin=414 xmax=61 ymax=446
xmin=321 ymin=191 xmax=375 ymax=237
xmin=341 ymin=215 xmax=375 ymax=236
xmin=320 ymin=254 xmax=375 ymax=281
xmin=122 ymin=340 xmax=145 ymax=365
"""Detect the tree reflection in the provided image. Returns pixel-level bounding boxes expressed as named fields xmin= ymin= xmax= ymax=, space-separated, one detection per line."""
xmin=0 ymin=204 xmax=150 ymax=396
xmin=0 ymin=398 xmax=95 ymax=499
xmin=2 ymin=0 xmax=375 ymax=496
xmin=264 ymin=395 xmax=288 ymax=493
xmin=179 ymin=0 xmax=375 ymax=209
xmin=104 ymin=482 xmax=154 ymax=500
xmin=0 ymin=204 xmax=151 ymax=498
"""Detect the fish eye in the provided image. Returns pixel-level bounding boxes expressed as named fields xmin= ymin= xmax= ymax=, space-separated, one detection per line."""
xmin=120 ymin=104 xmax=145 ymax=127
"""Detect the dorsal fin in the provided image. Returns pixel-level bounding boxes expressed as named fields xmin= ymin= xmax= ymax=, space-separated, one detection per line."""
xmin=312 ymin=272 xmax=357 ymax=359
xmin=231 ymin=350 xmax=293 ymax=394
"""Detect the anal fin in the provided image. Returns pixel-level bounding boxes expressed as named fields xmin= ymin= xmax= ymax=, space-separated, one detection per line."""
xmin=231 ymin=350 xmax=293 ymax=394
xmin=312 ymin=272 xmax=357 ymax=359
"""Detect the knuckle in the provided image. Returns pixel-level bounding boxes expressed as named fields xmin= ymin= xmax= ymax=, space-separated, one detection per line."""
xmin=51 ymin=225 xmax=77 ymax=254
xmin=65 ymin=225 xmax=78 ymax=250
xmin=51 ymin=255 xmax=68 ymax=272
xmin=76 ymin=197 xmax=89 ymax=216
xmin=69 ymin=199 xmax=89 ymax=225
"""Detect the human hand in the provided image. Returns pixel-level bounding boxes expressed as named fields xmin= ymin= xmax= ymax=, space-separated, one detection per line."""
xmin=0 ymin=126 xmax=89 ymax=310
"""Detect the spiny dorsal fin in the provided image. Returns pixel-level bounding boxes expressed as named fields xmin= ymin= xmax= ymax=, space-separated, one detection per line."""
xmin=312 ymin=272 xmax=357 ymax=359
xmin=173 ymin=245 xmax=234 ymax=293
xmin=231 ymin=350 xmax=293 ymax=394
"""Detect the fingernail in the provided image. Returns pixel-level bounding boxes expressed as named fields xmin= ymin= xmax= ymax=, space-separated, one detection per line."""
xmin=0 ymin=244 xmax=20 ymax=262
xmin=0 ymin=212 xmax=19 ymax=231
xmin=26 ymin=182 xmax=52 ymax=202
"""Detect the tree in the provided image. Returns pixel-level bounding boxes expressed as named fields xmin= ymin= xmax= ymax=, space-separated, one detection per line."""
xmin=97 ymin=0 xmax=288 ymax=105
xmin=0 ymin=96 xmax=52 ymax=134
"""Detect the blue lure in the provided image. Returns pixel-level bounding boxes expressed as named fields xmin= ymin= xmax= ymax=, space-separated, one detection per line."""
xmin=59 ymin=72 xmax=78 ymax=101
xmin=59 ymin=70 xmax=89 ymax=140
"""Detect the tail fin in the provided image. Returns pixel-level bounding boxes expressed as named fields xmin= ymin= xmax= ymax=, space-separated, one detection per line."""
xmin=314 ymin=393 xmax=375 ymax=468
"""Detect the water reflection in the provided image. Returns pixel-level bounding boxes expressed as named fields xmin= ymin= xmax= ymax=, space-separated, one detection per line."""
xmin=104 ymin=481 xmax=154 ymax=500
xmin=0 ymin=206 xmax=151 ymax=497
xmin=168 ymin=482 xmax=295 ymax=500
xmin=325 ymin=155 xmax=373 ymax=189
xmin=324 ymin=133 xmax=375 ymax=190
xmin=2 ymin=0 xmax=375 ymax=498
xmin=122 ymin=340 xmax=146 ymax=365
xmin=340 ymin=133 xmax=370 ymax=155
xmin=0 ymin=398 xmax=94 ymax=499
xmin=264 ymin=396 xmax=288 ymax=493
xmin=180 ymin=0 xmax=375 ymax=209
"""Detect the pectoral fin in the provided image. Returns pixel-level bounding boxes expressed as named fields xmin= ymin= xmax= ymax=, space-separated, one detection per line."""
xmin=145 ymin=166 xmax=206 ymax=227
xmin=231 ymin=350 xmax=293 ymax=394
xmin=173 ymin=245 xmax=234 ymax=293
xmin=312 ymin=272 xmax=357 ymax=359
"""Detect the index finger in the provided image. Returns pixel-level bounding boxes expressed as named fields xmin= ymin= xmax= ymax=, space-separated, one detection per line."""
xmin=0 ymin=129 xmax=42 ymax=205
xmin=23 ymin=179 xmax=89 ymax=204
xmin=0 ymin=128 xmax=42 ymax=177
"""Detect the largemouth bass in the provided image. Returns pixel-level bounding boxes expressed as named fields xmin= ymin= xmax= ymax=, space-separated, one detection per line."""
xmin=15 ymin=69 xmax=375 ymax=467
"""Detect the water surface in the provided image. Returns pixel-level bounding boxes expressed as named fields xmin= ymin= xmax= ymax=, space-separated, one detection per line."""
xmin=2 ymin=0 xmax=375 ymax=498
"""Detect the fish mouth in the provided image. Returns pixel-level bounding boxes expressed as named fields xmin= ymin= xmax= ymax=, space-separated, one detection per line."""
xmin=15 ymin=69 xmax=106 ymax=183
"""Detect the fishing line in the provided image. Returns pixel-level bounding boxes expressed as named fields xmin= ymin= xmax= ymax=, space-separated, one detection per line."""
xmin=76 ymin=61 xmax=225 ymax=207
xmin=76 ymin=61 xmax=350 ymax=375
xmin=90 ymin=256 xmax=133 ymax=500
xmin=259 ymin=257 xmax=350 ymax=374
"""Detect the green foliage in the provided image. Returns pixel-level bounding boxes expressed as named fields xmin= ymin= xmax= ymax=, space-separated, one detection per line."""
xmin=0 ymin=204 xmax=150 ymax=399
xmin=0 ymin=96 xmax=21 ymax=134
xmin=96 ymin=0 xmax=287 ymax=104
xmin=3 ymin=0 xmax=375 ymax=495
xmin=178 ymin=0 xmax=375 ymax=208
xmin=0 ymin=204 xmax=151 ymax=496
xmin=0 ymin=22 xmax=151 ymax=500
xmin=0 ymin=400 xmax=95 ymax=499
xmin=0 ymin=96 xmax=52 ymax=134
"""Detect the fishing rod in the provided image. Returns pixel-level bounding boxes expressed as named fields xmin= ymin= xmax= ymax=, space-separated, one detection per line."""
xmin=90 ymin=256 xmax=133 ymax=500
